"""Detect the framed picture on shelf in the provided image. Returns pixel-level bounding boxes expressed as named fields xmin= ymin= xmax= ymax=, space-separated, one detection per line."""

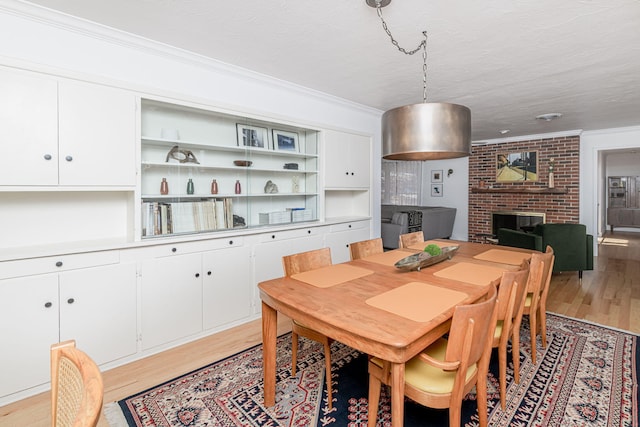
xmin=431 ymin=170 xmax=443 ymax=183
xmin=272 ymin=129 xmax=299 ymax=152
xmin=236 ymin=124 xmax=269 ymax=150
xmin=431 ymin=184 xmax=443 ymax=197
xmin=496 ymin=151 xmax=538 ymax=182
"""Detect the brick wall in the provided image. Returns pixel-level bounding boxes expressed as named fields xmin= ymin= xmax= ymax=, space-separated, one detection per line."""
xmin=468 ymin=135 xmax=580 ymax=242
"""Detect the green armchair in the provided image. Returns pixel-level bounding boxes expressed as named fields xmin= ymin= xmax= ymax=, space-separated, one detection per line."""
xmin=497 ymin=223 xmax=594 ymax=279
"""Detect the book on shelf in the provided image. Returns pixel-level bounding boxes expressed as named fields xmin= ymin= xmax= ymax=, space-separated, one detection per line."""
xmin=142 ymin=199 xmax=235 ymax=237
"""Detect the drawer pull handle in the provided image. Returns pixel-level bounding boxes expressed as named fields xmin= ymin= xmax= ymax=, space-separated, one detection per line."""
xmin=67 ymin=298 xmax=75 ymax=304
xmin=55 ymin=261 xmax=63 ymax=267
xmin=44 ymin=302 xmax=52 ymax=308
xmin=307 ymin=230 xmax=311 ymax=234
xmin=44 ymin=154 xmax=52 ymax=160
xmin=272 ymin=235 xmax=276 ymax=239
xmin=207 ymin=271 xmax=212 ymax=276
xmin=195 ymin=273 xmax=200 ymax=278
xmin=229 ymin=240 xmax=233 ymax=245
xmin=172 ymin=247 xmax=177 ymax=253
xmin=65 ymin=155 xmax=73 ymax=162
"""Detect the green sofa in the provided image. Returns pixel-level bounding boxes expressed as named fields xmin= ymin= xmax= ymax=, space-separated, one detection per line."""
xmin=497 ymin=223 xmax=594 ymax=279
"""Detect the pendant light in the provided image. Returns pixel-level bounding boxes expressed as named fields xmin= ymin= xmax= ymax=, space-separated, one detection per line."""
xmin=367 ymin=0 xmax=471 ymax=160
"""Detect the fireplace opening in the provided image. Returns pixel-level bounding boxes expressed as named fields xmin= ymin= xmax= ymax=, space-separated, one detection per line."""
xmin=492 ymin=211 xmax=545 ymax=237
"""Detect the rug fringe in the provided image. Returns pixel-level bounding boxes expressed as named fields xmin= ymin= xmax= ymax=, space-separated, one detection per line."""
xmin=103 ymin=402 xmax=129 ymax=427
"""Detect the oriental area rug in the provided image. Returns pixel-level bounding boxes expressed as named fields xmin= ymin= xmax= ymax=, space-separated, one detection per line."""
xmin=105 ymin=314 xmax=639 ymax=427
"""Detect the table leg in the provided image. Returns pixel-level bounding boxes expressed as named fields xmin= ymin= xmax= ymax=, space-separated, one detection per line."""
xmin=262 ymin=301 xmax=277 ymax=407
xmin=390 ymin=362 xmax=405 ymax=427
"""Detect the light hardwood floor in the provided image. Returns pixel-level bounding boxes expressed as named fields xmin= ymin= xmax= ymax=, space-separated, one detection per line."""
xmin=2 ymin=232 xmax=639 ymax=426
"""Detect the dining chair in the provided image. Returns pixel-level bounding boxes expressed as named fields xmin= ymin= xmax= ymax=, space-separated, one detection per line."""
xmin=367 ymin=283 xmax=499 ymax=427
xmin=522 ymin=246 xmax=555 ymax=364
xmin=492 ymin=261 xmax=530 ymax=409
xmin=398 ymin=231 xmax=424 ymax=249
xmin=51 ymin=340 xmax=103 ymax=427
xmin=282 ymin=247 xmax=335 ymax=409
xmin=349 ymin=237 xmax=384 ymax=260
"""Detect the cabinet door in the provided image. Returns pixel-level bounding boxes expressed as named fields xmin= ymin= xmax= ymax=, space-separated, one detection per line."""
xmin=0 ymin=68 xmax=58 ymax=185
xmin=324 ymin=224 xmax=371 ymax=264
xmin=141 ymin=253 xmax=203 ymax=350
xmin=58 ymin=81 xmax=136 ymax=186
xmin=202 ymin=246 xmax=252 ymax=330
xmin=347 ymin=134 xmax=371 ymax=188
xmin=59 ymin=263 xmax=137 ymax=365
xmin=324 ymin=130 xmax=371 ymax=189
xmin=0 ymin=275 xmax=59 ymax=398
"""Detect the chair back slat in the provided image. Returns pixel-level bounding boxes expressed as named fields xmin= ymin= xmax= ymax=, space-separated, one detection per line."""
xmin=398 ymin=231 xmax=424 ymax=249
xmin=445 ymin=283 xmax=498 ymax=366
xmin=349 ymin=238 xmax=383 ymax=260
xmin=282 ymin=247 xmax=332 ymax=276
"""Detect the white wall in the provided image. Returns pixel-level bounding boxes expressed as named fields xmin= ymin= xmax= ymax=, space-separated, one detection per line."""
xmin=606 ymin=151 xmax=640 ymax=176
xmin=581 ymin=126 xmax=640 ymax=244
xmin=0 ymin=1 xmax=383 ymax=232
xmin=420 ymin=157 xmax=470 ymax=241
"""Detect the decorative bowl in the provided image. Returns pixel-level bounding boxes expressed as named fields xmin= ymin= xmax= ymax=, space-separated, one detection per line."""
xmin=233 ymin=160 xmax=253 ymax=167
xmin=394 ymin=245 xmax=459 ymax=271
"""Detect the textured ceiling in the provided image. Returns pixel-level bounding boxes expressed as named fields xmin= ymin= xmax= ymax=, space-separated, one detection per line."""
xmin=23 ymin=0 xmax=640 ymax=141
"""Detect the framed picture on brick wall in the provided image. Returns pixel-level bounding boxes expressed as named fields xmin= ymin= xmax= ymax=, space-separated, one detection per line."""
xmin=496 ymin=151 xmax=538 ymax=182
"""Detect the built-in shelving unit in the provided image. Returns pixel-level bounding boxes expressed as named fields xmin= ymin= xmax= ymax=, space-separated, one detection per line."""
xmin=607 ymin=176 xmax=640 ymax=231
xmin=140 ymin=99 xmax=319 ymax=238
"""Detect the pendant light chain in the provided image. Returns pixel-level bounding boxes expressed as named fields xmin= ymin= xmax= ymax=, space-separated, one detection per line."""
xmin=375 ymin=5 xmax=429 ymax=103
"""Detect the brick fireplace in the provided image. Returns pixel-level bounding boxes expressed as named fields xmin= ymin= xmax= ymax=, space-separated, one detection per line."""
xmin=468 ymin=135 xmax=580 ymax=242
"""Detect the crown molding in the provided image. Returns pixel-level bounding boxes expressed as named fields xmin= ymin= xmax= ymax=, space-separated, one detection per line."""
xmin=581 ymin=125 xmax=640 ymax=136
xmin=472 ymin=129 xmax=583 ymax=146
xmin=0 ymin=0 xmax=382 ymax=117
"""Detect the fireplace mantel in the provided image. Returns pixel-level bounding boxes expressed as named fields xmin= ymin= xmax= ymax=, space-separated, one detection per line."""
xmin=471 ymin=187 xmax=568 ymax=194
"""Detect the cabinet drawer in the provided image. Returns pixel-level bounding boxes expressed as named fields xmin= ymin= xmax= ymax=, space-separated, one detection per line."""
xmin=0 ymin=251 xmax=119 ymax=280
xmin=329 ymin=220 xmax=369 ymax=233
xmin=259 ymin=227 xmax=319 ymax=242
xmin=122 ymin=236 xmax=244 ymax=260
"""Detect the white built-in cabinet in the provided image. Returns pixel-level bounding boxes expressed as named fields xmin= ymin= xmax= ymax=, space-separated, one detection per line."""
xmin=324 ymin=221 xmax=372 ymax=264
xmin=324 ymin=129 xmax=371 ymax=189
xmin=139 ymin=238 xmax=252 ymax=351
xmin=323 ymin=130 xmax=372 ymax=219
xmin=0 ymin=67 xmax=136 ymax=186
xmin=0 ymin=257 xmax=136 ymax=400
xmin=0 ymin=64 xmax=373 ymax=406
xmin=140 ymin=99 xmax=319 ymax=238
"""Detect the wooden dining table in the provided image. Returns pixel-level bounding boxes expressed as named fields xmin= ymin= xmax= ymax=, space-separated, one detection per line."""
xmin=258 ymin=239 xmax=535 ymax=427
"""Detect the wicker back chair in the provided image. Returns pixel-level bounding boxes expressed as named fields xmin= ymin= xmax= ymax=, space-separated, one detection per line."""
xmin=51 ymin=340 xmax=103 ymax=427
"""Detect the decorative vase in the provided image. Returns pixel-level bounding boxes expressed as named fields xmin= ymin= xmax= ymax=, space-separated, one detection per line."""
xmin=548 ymin=172 xmax=555 ymax=189
xmin=235 ymin=180 xmax=241 ymax=194
xmin=187 ymin=178 xmax=195 ymax=194
xmin=211 ymin=179 xmax=218 ymax=194
xmin=160 ymin=178 xmax=169 ymax=195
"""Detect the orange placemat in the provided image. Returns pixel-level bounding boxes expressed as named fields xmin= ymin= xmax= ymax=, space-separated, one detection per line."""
xmin=361 ymin=250 xmax=413 ymax=266
xmin=406 ymin=240 xmax=454 ymax=251
xmin=434 ymin=262 xmax=505 ymax=286
xmin=473 ymin=249 xmax=532 ymax=266
xmin=292 ymin=264 xmax=374 ymax=288
xmin=366 ymin=281 xmax=468 ymax=322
